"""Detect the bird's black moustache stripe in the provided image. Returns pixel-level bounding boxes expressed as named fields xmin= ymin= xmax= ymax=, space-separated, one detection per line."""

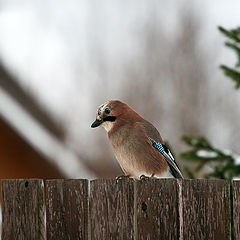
xmin=103 ymin=116 xmax=116 ymax=122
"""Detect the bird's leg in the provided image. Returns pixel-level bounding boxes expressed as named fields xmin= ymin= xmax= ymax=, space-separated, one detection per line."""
xmin=116 ymin=174 xmax=130 ymax=180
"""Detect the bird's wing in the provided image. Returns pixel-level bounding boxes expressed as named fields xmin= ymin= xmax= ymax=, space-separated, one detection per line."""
xmin=140 ymin=120 xmax=184 ymax=179
xmin=140 ymin=119 xmax=163 ymax=143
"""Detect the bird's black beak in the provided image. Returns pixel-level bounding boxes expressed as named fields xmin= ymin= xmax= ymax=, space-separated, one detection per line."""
xmin=91 ymin=119 xmax=103 ymax=128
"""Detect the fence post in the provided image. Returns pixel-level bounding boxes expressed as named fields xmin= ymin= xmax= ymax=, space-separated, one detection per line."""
xmin=135 ymin=178 xmax=180 ymax=240
xmin=1 ymin=179 xmax=45 ymax=240
xmin=90 ymin=178 xmax=134 ymax=240
xmin=182 ymin=179 xmax=231 ymax=240
xmin=233 ymin=180 xmax=240 ymax=239
xmin=46 ymin=179 xmax=88 ymax=240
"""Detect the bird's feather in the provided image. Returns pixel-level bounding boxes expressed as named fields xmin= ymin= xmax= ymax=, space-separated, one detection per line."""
xmin=140 ymin=120 xmax=183 ymax=179
xmin=162 ymin=150 xmax=183 ymax=179
xmin=140 ymin=120 xmax=163 ymax=143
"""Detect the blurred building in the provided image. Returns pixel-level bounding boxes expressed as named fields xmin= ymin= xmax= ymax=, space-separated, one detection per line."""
xmin=0 ymin=63 xmax=96 ymax=179
xmin=0 ymin=117 xmax=63 ymax=179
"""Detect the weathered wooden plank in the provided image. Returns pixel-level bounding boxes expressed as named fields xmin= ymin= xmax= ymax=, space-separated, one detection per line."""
xmin=90 ymin=178 xmax=134 ymax=240
xmin=135 ymin=178 xmax=180 ymax=240
xmin=1 ymin=179 xmax=45 ymax=240
xmin=182 ymin=179 xmax=231 ymax=240
xmin=233 ymin=180 xmax=240 ymax=239
xmin=46 ymin=179 xmax=88 ymax=240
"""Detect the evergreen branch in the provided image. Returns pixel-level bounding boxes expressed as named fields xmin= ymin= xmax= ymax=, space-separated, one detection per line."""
xmin=181 ymin=136 xmax=240 ymax=180
xmin=182 ymin=136 xmax=212 ymax=149
xmin=225 ymin=42 xmax=240 ymax=67
xmin=181 ymin=26 xmax=240 ymax=180
xmin=220 ymin=65 xmax=240 ymax=89
xmin=218 ymin=26 xmax=240 ymax=43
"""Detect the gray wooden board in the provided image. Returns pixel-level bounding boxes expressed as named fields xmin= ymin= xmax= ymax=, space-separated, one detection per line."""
xmin=233 ymin=180 xmax=240 ymax=240
xmin=1 ymin=179 xmax=45 ymax=240
xmin=136 ymin=178 xmax=180 ymax=240
xmin=90 ymin=178 xmax=134 ymax=240
xmin=182 ymin=179 xmax=231 ymax=240
xmin=46 ymin=179 xmax=88 ymax=240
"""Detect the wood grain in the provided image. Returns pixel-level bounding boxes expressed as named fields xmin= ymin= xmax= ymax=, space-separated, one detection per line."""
xmin=1 ymin=179 xmax=45 ymax=240
xmin=46 ymin=179 xmax=88 ymax=240
xmin=182 ymin=179 xmax=231 ymax=240
xmin=90 ymin=178 xmax=134 ymax=240
xmin=0 ymin=178 xmax=235 ymax=239
xmin=135 ymin=178 xmax=180 ymax=240
xmin=233 ymin=180 xmax=240 ymax=240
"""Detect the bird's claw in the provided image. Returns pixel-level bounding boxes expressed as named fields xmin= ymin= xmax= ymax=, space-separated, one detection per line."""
xmin=116 ymin=175 xmax=130 ymax=180
xmin=140 ymin=174 xmax=155 ymax=180
xmin=140 ymin=175 xmax=150 ymax=180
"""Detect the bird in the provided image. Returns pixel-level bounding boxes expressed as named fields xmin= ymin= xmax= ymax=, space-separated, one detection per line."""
xmin=91 ymin=100 xmax=183 ymax=179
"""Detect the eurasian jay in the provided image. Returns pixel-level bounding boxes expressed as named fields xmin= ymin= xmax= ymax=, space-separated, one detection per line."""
xmin=91 ymin=100 xmax=183 ymax=179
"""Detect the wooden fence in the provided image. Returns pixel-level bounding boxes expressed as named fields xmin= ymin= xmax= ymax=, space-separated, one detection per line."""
xmin=0 ymin=178 xmax=239 ymax=239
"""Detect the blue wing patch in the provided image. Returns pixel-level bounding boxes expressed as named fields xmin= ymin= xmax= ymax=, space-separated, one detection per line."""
xmin=150 ymin=138 xmax=165 ymax=154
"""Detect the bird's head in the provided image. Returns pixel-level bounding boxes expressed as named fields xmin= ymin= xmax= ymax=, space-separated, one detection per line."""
xmin=91 ymin=100 xmax=141 ymax=132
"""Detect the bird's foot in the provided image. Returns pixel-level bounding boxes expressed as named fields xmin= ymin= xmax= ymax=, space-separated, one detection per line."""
xmin=116 ymin=175 xmax=130 ymax=180
xmin=140 ymin=174 xmax=155 ymax=181
xmin=140 ymin=175 xmax=150 ymax=180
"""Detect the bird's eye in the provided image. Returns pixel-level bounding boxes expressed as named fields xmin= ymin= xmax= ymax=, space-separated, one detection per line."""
xmin=104 ymin=108 xmax=111 ymax=114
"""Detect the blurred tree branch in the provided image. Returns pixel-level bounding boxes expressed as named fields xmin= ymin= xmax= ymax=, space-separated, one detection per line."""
xmin=181 ymin=26 xmax=240 ymax=179
xmin=181 ymin=136 xmax=240 ymax=179
xmin=218 ymin=26 xmax=240 ymax=89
